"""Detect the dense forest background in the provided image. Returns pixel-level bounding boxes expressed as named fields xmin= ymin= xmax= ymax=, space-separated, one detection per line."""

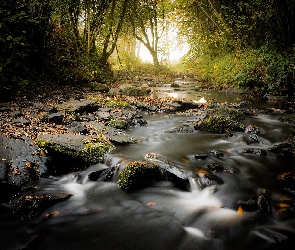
xmin=1 ymin=0 xmax=294 ymax=100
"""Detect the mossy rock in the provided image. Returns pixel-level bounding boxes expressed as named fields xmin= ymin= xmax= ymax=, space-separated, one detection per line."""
xmin=207 ymin=107 xmax=245 ymax=121
xmin=196 ymin=115 xmax=245 ymax=133
xmin=37 ymin=134 xmax=114 ymax=168
xmin=117 ymin=161 xmax=161 ymax=190
xmin=122 ymin=86 xmax=151 ymax=96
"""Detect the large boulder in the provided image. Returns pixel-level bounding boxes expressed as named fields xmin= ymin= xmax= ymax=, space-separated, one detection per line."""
xmin=117 ymin=161 xmax=161 ymax=190
xmin=87 ymin=122 xmax=138 ymax=144
xmin=37 ymin=134 xmax=114 ymax=174
xmin=58 ymin=99 xmax=99 ymax=113
xmin=195 ymin=115 xmax=245 ymax=133
xmin=0 ymin=135 xmax=47 ymax=202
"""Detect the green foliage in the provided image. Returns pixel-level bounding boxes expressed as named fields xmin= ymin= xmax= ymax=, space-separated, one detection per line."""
xmin=117 ymin=161 xmax=161 ymax=190
xmin=43 ymin=24 xmax=113 ymax=84
xmin=180 ymin=46 xmax=295 ymax=98
xmin=0 ymin=0 xmax=52 ymax=97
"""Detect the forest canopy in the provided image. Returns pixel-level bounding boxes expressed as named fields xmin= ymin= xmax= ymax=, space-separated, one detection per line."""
xmin=0 ymin=0 xmax=294 ymax=99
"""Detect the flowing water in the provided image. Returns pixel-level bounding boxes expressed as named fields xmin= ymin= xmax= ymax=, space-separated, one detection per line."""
xmin=1 ymin=89 xmax=295 ymax=250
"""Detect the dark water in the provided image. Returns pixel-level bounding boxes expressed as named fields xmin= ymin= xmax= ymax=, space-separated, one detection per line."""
xmin=1 ymin=91 xmax=295 ymax=250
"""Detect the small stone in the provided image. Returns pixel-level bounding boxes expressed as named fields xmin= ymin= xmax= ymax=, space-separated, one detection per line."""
xmin=10 ymin=111 xmax=22 ymax=118
xmin=12 ymin=118 xmax=30 ymax=125
xmin=67 ymin=121 xmax=87 ymax=134
xmin=194 ymin=154 xmax=208 ymax=160
xmin=48 ymin=112 xmax=64 ymax=124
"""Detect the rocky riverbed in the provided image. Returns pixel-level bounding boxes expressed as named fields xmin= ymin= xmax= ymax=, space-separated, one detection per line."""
xmin=1 ymin=76 xmax=295 ymax=249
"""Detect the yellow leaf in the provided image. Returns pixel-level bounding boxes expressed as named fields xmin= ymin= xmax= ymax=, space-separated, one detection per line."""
xmin=237 ymin=206 xmax=243 ymax=215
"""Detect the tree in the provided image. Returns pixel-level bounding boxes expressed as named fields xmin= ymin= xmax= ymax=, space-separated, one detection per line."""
xmin=128 ymin=0 xmax=171 ymax=67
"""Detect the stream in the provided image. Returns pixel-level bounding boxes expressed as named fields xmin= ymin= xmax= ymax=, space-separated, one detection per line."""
xmin=1 ymin=88 xmax=295 ymax=250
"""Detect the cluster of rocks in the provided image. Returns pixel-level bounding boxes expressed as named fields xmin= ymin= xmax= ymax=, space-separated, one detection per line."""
xmin=0 ymin=87 xmax=294 ymax=220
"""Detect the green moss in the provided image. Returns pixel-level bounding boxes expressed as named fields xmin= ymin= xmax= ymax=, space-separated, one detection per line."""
xmin=89 ymin=96 xmax=133 ymax=109
xmin=122 ymin=86 xmax=151 ymax=96
xmin=207 ymin=107 xmax=245 ymax=121
xmin=37 ymin=136 xmax=114 ymax=165
xmin=196 ymin=115 xmax=245 ymax=133
xmin=117 ymin=161 xmax=161 ymax=190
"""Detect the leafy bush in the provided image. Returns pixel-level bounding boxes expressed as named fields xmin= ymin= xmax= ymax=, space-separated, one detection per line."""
xmin=0 ymin=0 xmax=50 ymax=98
xmin=180 ymin=46 xmax=295 ymax=99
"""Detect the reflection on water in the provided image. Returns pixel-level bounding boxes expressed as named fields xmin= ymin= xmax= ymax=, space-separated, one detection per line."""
xmin=1 ymin=90 xmax=295 ymax=250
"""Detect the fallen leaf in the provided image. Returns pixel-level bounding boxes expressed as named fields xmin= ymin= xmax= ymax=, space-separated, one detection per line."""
xmin=237 ymin=206 xmax=243 ymax=215
xmin=147 ymin=201 xmax=156 ymax=206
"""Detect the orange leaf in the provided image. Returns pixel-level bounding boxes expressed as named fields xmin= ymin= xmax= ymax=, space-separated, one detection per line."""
xmin=237 ymin=206 xmax=243 ymax=215
xmin=147 ymin=201 xmax=156 ymax=206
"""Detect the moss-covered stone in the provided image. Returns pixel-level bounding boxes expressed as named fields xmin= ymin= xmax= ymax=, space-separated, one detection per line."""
xmin=122 ymin=86 xmax=151 ymax=96
xmin=207 ymin=107 xmax=245 ymax=121
xmin=196 ymin=115 xmax=245 ymax=133
xmin=37 ymin=134 xmax=114 ymax=166
xmin=117 ymin=161 xmax=161 ymax=190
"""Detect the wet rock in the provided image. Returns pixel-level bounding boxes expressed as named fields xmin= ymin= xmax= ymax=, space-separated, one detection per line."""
xmin=48 ymin=112 xmax=64 ymax=124
xmin=0 ymin=135 xmax=47 ymax=202
xmin=277 ymin=172 xmax=295 ymax=195
xmin=59 ymin=99 xmax=99 ymax=113
xmin=88 ymin=166 xmax=119 ymax=182
xmin=121 ymin=85 xmax=151 ymax=96
xmin=12 ymin=193 xmax=72 ymax=220
xmin=206 ymin=163 xmax=237 ymax=174
xmin=87 ymin=122 xmax=138 ymax=144
xmin=268 ymin=143 xmax=295 ymax=158
xmin=195 ymin=115 xmax=245 ymax=133
xmin=207 ymin=107 xmax=245 ymax=121
xmin=238 ymin=148 xmax=267 ymax=156
xmin=194 ymin=169 xmax=224 ymax=189
xmin=210 ymin=150 xmax=224 ymax=158
xmin=117 ymin=161 xmax=161 ymax=190
xmin=258 ymin=194 xmax=272 ymax=214
xmin=12 ymin=118 xmax=31 ymax=125
xmin=144 ymin=153 xmax=188 ymax=179
xmin=194 ymin=153 xmax=208 ymax=160
xmin=245 ymin=125 xmax=260 ymax=134
xmin=37 ymin=134 xmax=114 ymax=173
xmin=164 ymin=102 xmax=182 ymax=112
xmin=249 ymin=133 xmax=260 ymax=142
xmin=238 ymin=198 xmax=259 ymax=212
xmin=165 ymin=124 xmax=195 ymax=133
xmin=67 ymin=121 xmax=87 ymax=134
xmin=174 ymin=100 xmax=199 ymax=111
xmin=235 ymin=101 xmax=252 ymax=109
